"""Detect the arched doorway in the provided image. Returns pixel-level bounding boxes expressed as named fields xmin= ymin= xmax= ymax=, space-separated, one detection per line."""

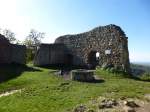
xmin=87 ymin=51 xmax=100 ymax=69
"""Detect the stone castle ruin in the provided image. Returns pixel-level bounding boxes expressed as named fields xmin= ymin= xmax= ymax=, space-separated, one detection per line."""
xmin=34 ymin=24 xmax=130 ymax=72
xmin=0 ymin=34 xmax=26 ymax=64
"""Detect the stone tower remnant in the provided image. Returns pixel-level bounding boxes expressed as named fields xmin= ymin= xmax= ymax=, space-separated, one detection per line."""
xmin=34 ymin=24 xmax=130 ymax=73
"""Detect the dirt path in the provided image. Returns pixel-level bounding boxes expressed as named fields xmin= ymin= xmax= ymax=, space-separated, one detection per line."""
xmin=0 ymin=89 xmax=21 ymax=98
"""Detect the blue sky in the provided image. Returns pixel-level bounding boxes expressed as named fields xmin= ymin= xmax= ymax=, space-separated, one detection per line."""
xmin=0 ymin=0 xmax=150 ymax=62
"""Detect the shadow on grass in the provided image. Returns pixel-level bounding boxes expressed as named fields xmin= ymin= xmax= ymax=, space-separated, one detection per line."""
xmin=38 ymin=64 xmax=88 ymax=70
xmin=0 ymin=63 xmax=42 ymax=83
xmin=84 ymin=79 xmax=105 ymax=83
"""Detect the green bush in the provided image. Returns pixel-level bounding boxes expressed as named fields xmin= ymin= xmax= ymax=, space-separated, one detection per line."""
xmin=26 ymin=48 xmax=35 ymax=63
xmin=139 ymin=72 xmax=150 ymax=81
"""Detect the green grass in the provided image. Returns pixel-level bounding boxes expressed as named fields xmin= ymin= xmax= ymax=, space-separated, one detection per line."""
xmin=0 ymin=64 xmax=150 ymax=112
xmin=139 ymin=72 xmax=150 ymax=81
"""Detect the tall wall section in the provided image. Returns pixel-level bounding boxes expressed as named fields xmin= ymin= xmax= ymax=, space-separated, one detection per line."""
xmin=0 ymin=35 xmax=11 ymax=64
xmin=11 ymin=44 xmax=26 ymax=64
xmin=0 ymin=34 xmax=26 ymax=64
xmin=55 ymin=24 xmax=130 ymax=72
xmin=34 ymin=44 xmax=70 ymax=66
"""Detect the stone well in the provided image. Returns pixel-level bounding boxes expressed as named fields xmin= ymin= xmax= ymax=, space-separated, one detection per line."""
xmin=71 ymin=69 xmax=95 ymax=82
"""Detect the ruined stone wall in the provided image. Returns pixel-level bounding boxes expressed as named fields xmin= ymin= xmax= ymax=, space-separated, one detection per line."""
xmin=34 ymin=24 xmax=130 ymax=72
xmin=34 ymin=44 xmax=69 ymax=66
xmin=49 ymin=44 xmax=69 ymax=65
xmin=11 ymin=44 xmax=26 ymax=64
xmin=0 ymin=34 xmax=12 ymax=64
xmin=55 ymin=24 xmax=130 ymax=72
xmin=34 ymin=44 xmax=51 ymax=65
xmin=0 ymin=34 xmax=26 ymax=64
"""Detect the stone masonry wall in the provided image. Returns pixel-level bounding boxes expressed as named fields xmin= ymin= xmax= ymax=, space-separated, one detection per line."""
xmin=34 ymin=44 xmax=51 ymax=65
xmin=55 ymin=24 xmax=130 ymax=72
xmin=11 ymin=44 xmax=26 ymax=64
xmin=0 ymin=34 xmax=26 ymax=64
xmin=34 ymin=24 xmax=130 ymax=72
xmin=34 ymin=44 xmax=69 ymax=66
xmin=0 ymin=34 xmax=11 ymax=64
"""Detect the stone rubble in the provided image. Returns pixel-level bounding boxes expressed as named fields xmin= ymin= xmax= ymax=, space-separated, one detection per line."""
xmin=72 ymin=96 xmax=150 ymax=112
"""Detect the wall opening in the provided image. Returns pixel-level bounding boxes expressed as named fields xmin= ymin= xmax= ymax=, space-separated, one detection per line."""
xmin=96 ymin=52 xmax=100 ymax=59
xmin=87 ymin=51 xmax=100 ymax=68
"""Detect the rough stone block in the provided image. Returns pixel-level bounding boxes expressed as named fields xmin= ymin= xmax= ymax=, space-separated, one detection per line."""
xmin=71 ymin=69 xmax=95 ymax=81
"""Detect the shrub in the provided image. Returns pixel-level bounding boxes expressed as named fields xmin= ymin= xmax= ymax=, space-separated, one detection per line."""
xmin=26 ymin=48 xmax=35 ymax=63
xmin=139 ymin=72 xmax=150 ymax=81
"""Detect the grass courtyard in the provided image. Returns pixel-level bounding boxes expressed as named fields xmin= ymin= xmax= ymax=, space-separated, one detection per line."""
xmin=0 ymin=64 xmax=150 ymax=112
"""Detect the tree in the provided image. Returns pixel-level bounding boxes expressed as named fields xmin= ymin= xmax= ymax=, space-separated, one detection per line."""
xmin=23 ymin=29 xmax=45 ymax=63
xmin=3 ymin=29 xmax=17 ymax=44
xmin=24 ymin=29 xmax=45 ymax=47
